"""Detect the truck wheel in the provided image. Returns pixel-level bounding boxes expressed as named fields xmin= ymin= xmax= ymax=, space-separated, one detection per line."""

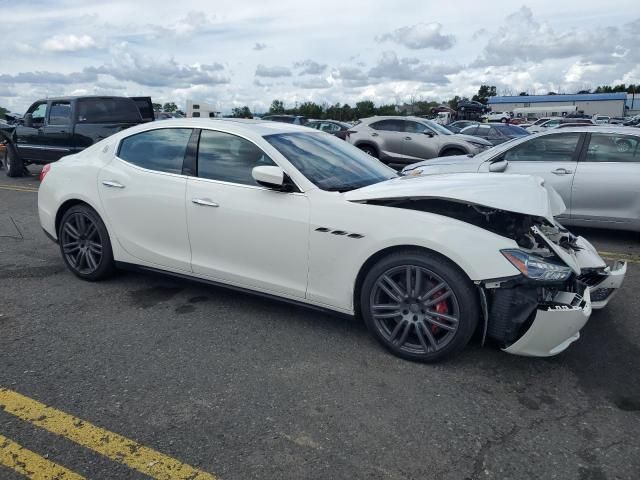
xmin=5 ymin=145 xmax=24 ymax=177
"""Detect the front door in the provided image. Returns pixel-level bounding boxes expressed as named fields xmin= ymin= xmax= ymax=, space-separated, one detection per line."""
xmin=186 ymin=129 xmax=310 ymax=298
xmin=97 ymin=127 xmax=194 ymax=271
xmin=488 ymin=132 xmax=584 ymax=218
xmin=571 ymin=133 xmax=640 ymax=227
xmin=15 ymin=101 xmax=48 ymax=161
xmin=402 ymin=120 xmax=439 ymax=162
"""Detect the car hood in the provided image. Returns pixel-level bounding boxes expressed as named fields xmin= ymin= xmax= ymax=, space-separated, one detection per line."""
xmin=344 ymin=173 xmax=566 ymax=222
xmin=402 ymin=154 xmax=484 ymax=174
xmin=453 ymin=134 xmax=492 ymax=146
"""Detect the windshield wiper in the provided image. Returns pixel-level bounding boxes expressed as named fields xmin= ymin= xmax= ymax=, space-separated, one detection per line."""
xmin=325 ymin=183 xmax=364 ymax=192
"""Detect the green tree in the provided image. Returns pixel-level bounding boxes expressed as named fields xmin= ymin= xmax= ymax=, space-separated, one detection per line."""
xmin=163 ymin=102 xmax=178 ymax=113
xmin=231 ymin=106 xmax=253 ymax=118
xmin=152 ymin=102 xmax=162 ymax=111
xmin=298 ymin=101 xmax=323 ymax=119
xmin=269 ymin=99 xmax=285 ymax=114
xmin=446 ymin=95 xmax=461 ymax=110
xmin=472 ymin=85 xmax=497 ymax=104
xmin=0 ymin=105 xmax=9 ymax=119
xmin=355 ymin=100 xmax=375 ymax=119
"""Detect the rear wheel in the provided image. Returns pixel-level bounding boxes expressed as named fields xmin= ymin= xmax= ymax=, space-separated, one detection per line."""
xmin=358 ymin=144 xmax=378 ymax=158
xmin=360 ymin=249 xmax=479 ymax=362
xmin=5 ymin=145 xmax=24 ymax=177
xmin=58 ymin=205 xmax=115 ymax=281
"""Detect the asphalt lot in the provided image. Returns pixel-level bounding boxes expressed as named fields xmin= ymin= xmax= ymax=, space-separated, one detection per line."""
xmin=1 ymin=167 xmax=639 ymax=480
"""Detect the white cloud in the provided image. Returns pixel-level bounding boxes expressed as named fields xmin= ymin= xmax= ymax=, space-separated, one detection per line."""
xmin=368 ymin=51 xmax=458 ymax=84
xmin=376 ymin=23 xmax=455 ymax=50
xmin=255 ymin=64 xmax=292 ymax=78
xmin=253 ymin=42 xmax=267 ymax=51
xmin=294 ymin=60 xmax=327 ymax=75
xmin=43 ymin=34 xmax=96 ymax=52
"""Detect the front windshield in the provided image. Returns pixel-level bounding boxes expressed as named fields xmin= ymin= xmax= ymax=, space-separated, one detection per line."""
xmin=264 ymin=132 xmax=397 ymax=192
xmin=423 ymin=119 xmax=452 ymax=135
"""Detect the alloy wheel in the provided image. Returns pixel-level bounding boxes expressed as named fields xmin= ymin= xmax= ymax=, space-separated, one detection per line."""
xmin=60 ymin=212 xmax=103 ymax=275
xmin=369 ymin=265 xmax=461 ymax=355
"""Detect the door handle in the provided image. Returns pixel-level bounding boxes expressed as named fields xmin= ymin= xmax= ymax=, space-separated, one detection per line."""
xmin=371 ymin=132 xmax=379 ymax=137
xmin=404 ymin=136 xmax=412 ymax=140
xmin=551 ymin=168 xmax=573 ymax=175
xmin=192 ymin=198 xmax=219 ymax=207
xmin=102 ymin=180 xmax=125 ymax=188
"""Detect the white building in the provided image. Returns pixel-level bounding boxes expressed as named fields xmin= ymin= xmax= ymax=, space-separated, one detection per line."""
xmin=488 ymin=93 xmax=627 ymax=118
xmin=186 ymin=100 xmax=220 ymax=119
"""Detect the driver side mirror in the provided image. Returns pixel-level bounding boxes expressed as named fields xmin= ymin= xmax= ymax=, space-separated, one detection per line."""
xmin=23 ymin=113 xmax=33 ymax=128
xmin=488 ymin=159 xmax=508 ymax=172
xmin=424 ymin=130 xmax=434 ymax=137
xmin=252 ymin=165 xmax=294 ymax=192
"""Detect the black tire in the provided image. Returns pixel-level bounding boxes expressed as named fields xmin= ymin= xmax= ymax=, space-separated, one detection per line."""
xmin=441 ymin=149 xmax=465 ymax=157
xmin=58 ymin=205 xmax=116 ymax=281
xmin=5 ymin=145 xmax=24 ymax=177
xmin=360 ymin=249 xmax=479 ymax=362
xmin=358 ymin=144 xmax=378 ymax=158
xmin=501 ymin=117 xmax=508 ymax=123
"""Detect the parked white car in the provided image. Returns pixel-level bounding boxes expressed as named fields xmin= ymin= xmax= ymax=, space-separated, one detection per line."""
xmin=39 ymin=119 xmax=625 ymax=362
xmin=481 ymin=111 xmax=511 ymax=123
xmin=526 ymin=117 xmax=564 ymax=133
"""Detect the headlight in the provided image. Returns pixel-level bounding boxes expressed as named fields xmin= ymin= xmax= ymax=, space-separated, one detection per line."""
xmin=501 ymin=249 xmax=572 ymax=282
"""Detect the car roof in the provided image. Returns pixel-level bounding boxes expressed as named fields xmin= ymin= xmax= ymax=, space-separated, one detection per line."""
xmin=111 ymin=118 xmax=310 ymax=139
xmin=546 ymin=125 xmax=640 ymax=135
xmin=359 ymin=115 xmax=430 ymax=124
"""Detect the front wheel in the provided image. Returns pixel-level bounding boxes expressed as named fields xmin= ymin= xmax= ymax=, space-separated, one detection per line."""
xmin=58 ymin=205 xmax=115 ymax=281
xmin=5 ymin=145 xmax=24 ymax=177
xmin=360 ymin=249 xmax=479 ymax=362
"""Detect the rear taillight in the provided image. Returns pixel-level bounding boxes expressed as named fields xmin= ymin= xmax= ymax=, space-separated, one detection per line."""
xmin=39 ymin=163 xmax=51 ymax=182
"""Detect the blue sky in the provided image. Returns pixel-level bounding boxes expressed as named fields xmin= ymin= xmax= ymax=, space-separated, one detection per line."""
xmin=0 ymin=0 xmax=638 ymax=114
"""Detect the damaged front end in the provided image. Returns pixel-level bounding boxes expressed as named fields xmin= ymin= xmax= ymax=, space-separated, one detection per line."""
xmin=366 ymin=197 xmax=627 ymax=357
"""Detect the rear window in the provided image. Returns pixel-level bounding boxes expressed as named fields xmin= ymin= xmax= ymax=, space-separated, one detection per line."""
xmin=77 ymin=98 xmax=142 ymax=124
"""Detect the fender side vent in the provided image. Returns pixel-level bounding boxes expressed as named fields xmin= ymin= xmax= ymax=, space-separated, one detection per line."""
xmin=315 ymin=227 xmax=331 ymax=232
xmin=331 ymin=230 xmax=347 ymax=236
xmin=347 ymin=233 xmax=364 ymax=239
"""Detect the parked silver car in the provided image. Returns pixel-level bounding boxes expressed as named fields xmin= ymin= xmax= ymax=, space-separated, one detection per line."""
xmin=347 ymin=116 xmax=492 ymax=168
xmin=402 ymin=127 xmax=640 ymax=232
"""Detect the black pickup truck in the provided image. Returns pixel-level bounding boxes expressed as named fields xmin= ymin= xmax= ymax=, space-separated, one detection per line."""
xmin=0 ymin=96 xmax=154 ymax=177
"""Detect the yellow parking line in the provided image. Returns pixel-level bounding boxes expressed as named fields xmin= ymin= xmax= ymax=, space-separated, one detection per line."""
xmin=0 ymin=185 xmax=39 ymax=193
xmin=0 ymin=433 xmax=85 ymax=480
xmin=0 ymin=388 xmax=217 ymax=480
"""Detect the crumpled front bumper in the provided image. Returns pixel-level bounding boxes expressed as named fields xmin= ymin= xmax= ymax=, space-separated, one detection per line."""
xmin=497 ymin=236 xmax=626 ymax=357
xmin=503 ymin=289 xmax=592 ymax=357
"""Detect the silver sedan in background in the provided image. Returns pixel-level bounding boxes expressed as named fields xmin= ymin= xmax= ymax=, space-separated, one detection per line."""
xmin=402 ymin=126 xmax=640 ymax=232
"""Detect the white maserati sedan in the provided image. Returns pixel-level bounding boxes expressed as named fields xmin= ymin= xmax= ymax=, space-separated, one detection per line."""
xmin=38 ymin=119 xmax=626 ymax=362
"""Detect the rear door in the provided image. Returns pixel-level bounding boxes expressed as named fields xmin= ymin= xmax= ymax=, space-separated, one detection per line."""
xmin=571 ymin=133 xmax=640 ymax=227
xmin=368 ymin=119 xmax=410 ymax=163
xmin=98 ymin=127 xmax=194 ymax=271
xmin=487 ymin=132 xmax=584 ymax=218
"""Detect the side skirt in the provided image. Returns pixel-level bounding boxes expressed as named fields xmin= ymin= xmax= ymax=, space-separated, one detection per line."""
xmin=114 ymin=261 xmax=355 ymax=320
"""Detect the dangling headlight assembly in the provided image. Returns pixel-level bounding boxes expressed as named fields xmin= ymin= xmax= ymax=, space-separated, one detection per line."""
xmin=501 ymin=249 xmax=573 ymax=282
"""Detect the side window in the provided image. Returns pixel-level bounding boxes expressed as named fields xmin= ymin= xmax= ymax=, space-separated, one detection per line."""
xmin=28 ymin=102 xmax=48 ymax=124
xmin=475 ymin=125 xmax=491 ymax=137
xmin=192 ymin=112 xmax=200 ymax=118
xmin=461 ymin=126 xmax=478 ymax=135
xmin=197 ymin=130 xmax=277 ymax=186
xmin=504 ymin=133 xmax=581 ymax=162
xmin=118 ymin=128 xmax=192 ymax=174
xmin=404 ymin=121 xmax=426 ymax=134
xmin=76 ymin=98 xmax=141 ymax=123
xmin=487 ymin=127 xmax=502 ymax=140
xmin=48 ymin=101 xmax=71 ymax=125
xmin=586 ymin=134 xmax=640 ymax=163
xmin=370 ymin=120 xmax=403 ymax=132
xmin=209 ymin=112 xmax=216 ymax=118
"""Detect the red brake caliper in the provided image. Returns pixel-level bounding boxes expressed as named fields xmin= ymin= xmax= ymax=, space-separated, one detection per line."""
xmin=432 ymin=291 xmax=449 ymax=334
